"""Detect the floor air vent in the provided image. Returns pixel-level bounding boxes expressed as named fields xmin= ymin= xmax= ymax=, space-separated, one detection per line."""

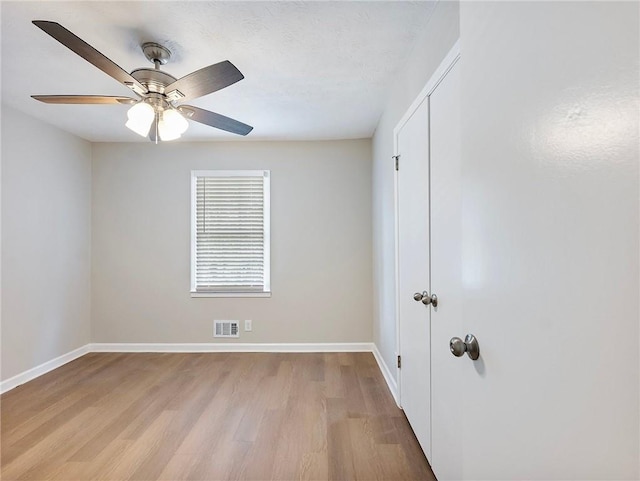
xmin=214 ymin=320 xmax=239 ymax=338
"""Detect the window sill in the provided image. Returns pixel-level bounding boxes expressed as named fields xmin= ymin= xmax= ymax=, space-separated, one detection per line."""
xmin=191 ymin=291 xmax=272 ymax=298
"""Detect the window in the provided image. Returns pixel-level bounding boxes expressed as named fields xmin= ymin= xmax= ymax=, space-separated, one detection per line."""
xmin=191 ymin=170 xmax=270 ymax=297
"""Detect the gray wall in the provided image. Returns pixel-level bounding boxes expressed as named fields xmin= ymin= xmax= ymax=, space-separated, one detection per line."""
xmin=371 ymin=0 xmax=460 ymax=380
xmin=1 ymin=105 xmax=92 ymax=380
xmin=91 ymin=140 xmax=372 ymax=343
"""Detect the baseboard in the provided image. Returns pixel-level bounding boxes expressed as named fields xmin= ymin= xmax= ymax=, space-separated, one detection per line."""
xmin=89 ymin=342 xmax=374 ymax=353
xmin=372 ymin=343 xmax=399 ymax=406
xmin=1 ymin=342 xmax=385 ymax=395
xmin=0 ymin=344 xmax=90 ymax=394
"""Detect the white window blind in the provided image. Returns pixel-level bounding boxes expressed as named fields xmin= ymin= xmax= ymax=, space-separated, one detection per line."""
xmin=191 ymin=170 xmax=270 ymax=295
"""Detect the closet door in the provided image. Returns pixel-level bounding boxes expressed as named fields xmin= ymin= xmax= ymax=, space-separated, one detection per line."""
xmin=429 ymin=59 xmax=464 ymax=481
xmin=396 ymin=97 xmax=433 ymax=461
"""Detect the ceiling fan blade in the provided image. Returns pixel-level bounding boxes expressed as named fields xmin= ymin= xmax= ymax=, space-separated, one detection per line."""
xmin=32 ymin=95 xmax=137 ymax=105
xmin=32 ymin=21 xmax=147 ymax=95
xmin=164 ymin=61 xmax=244 ymax=102
xmin=180 ymin=106 xmax=253 ymax=136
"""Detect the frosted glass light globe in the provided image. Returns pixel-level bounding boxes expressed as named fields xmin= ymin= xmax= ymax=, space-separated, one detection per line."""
xmin=158 ymin=108 xmax=189 ymax=141
xmin=125 ymin=102 xmax=155 ymax=137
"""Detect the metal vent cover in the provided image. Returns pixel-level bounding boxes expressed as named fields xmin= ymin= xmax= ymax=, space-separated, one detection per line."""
xmin=214 ymin=320 xmax=239 ymax=338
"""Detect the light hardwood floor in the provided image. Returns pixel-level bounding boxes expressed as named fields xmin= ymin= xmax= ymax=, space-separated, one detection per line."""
xmin=1 ymin=352 xmax=436 ymax=481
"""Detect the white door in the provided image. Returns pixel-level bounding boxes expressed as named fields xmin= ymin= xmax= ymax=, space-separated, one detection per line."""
xmin=396 ymin=98 xmax=432 ymax=460
xmin=429 ymin=59 xmax=464 ymax=481
xmin=457 ymin=2 xmax=640 ymax=479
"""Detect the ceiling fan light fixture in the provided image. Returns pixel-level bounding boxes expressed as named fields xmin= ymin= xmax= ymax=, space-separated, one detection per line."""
xmin=158 ymin=108 xmax=189 ymax=141
xmin=125 ymin=101 xmax=155 ymax=137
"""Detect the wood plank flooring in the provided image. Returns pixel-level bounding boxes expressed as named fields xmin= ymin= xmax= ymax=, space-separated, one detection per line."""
xmin=1 ymin=352 xmax=436 ymax=481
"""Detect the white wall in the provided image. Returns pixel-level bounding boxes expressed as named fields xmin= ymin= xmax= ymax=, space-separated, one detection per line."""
xmin=372 ymin=0 xmax=460 ymax=378
xmin=1 ymin=105 xmax=92 ymax=381
xmin=91 ymin=140 xmax=372 ymax=344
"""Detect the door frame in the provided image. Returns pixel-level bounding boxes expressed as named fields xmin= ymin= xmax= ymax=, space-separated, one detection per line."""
xmin=393 ymin=41 xmax=460 ymax=407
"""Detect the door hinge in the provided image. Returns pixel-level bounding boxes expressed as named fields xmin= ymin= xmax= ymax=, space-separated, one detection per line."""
xmin=393 ymin=155 xmax=400 ymax=171
xmin=397 ymin=355 xmax=401 ymax=369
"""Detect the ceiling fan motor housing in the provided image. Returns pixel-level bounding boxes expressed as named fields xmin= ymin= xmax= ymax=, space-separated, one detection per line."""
xmin=130 ymin=68 xmax=177 ymax=96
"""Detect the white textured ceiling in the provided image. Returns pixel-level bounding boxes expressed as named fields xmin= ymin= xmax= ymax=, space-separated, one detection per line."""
xmin=1 ymin=1 xmax=435 ymax=142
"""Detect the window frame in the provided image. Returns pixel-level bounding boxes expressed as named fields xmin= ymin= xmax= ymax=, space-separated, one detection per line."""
xmin=190 ymin=169 xmax=271 ymax=298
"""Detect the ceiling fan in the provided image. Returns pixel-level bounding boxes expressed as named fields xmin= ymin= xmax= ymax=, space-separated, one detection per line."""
xmin=31 ymin=20 xmax=253 ymax=142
